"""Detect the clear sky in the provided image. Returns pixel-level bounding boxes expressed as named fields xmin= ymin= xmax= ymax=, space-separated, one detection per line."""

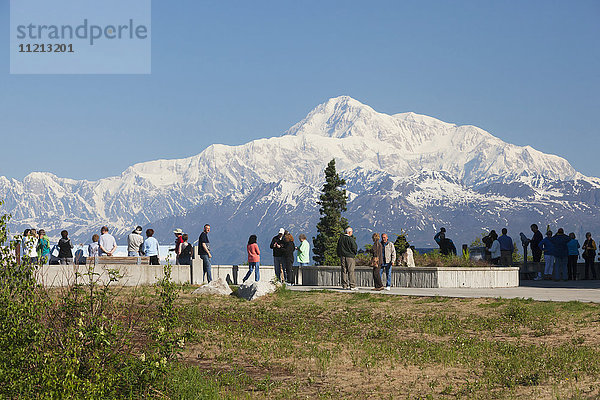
xmin=1 ymin=0 xmax=599 ymax=180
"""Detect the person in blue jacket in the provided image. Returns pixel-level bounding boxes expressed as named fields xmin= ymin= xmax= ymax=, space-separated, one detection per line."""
xmin=538 ymin=230 xmax=555 ymax=280
xmin=567 ymin=233 xmax=580 ymax=280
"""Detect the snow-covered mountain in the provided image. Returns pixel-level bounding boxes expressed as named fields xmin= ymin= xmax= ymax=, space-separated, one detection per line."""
xmin=2 ymin=96 xmax=599 ymax=263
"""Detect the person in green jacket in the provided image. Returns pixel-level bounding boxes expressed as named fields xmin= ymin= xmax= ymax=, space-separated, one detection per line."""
xmin=296 ymin=233 xmax=310 ymax=267
xmin=336 ymin=227 xmax=358 ymax=290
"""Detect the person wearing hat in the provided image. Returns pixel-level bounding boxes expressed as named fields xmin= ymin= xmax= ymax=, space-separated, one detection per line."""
xmin=270 ymin=228 xmax=286 ymax=282
xmin=171 ymin=228 xmax=184 ymax=264
xmin=127 ymin=226 xmax=144 ymax=257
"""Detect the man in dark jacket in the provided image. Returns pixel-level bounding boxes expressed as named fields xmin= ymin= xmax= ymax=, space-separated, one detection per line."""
xmin=337 ymin=227 xmax=358 ymax=290
xmin=530 ymin=224 xmax=543 ymax=263
xmin=270 ymin=228 xmax=286 ymax=282
xmin=550 ymin=228 xmax=570 ymax=281
xmin=438 ymin=233 xmax=457 ymax=256
xmin=498 ymin=228 xmax=514 ymax=266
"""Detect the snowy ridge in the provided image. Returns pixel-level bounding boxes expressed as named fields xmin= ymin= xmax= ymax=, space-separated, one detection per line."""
xmin=1 ymin=96 xmax=599 ymax=262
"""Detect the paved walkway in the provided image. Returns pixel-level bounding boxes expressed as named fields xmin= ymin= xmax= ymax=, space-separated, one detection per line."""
xmin=290 ymin=280 xmax=600 ymax=303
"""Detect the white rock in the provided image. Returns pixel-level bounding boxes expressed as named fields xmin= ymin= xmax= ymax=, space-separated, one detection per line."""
xmin=237 ymin=279 xmax=281 ymax=301
xmin=192 ymin=278 xmax=232 ymax=296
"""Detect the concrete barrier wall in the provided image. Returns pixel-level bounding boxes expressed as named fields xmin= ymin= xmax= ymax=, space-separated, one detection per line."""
xmin=201 ymin=263 xmax=281 ymax=285
xmin=35 ymin=258 xmax=517 ymax=289
xmin=34 ymin=259 xmax=284 ymax=287
xmin=301 ymin=266 xmax=519 ymax=288
xmin=36 ymin=263 xmax=201 ymax=287
xmin=436 ymin=267 xmax=519 ymax=288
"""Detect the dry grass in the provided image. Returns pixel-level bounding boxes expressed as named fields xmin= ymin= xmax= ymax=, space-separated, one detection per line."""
xmin=160 ymin=287 xmax=600 ymax=399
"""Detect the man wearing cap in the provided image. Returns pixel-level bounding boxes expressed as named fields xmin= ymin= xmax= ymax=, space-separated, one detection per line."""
xmin=127 ymin=226 xmax=144 ymax=257
xmin=270 ymin=228 xmax=286 ymax=282
xmin=172 ymin=228 xmax=184 ymax=264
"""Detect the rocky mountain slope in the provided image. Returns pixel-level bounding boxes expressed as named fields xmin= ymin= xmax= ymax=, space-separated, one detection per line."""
xmin=1 ymin=96 xmax=599 ymax=263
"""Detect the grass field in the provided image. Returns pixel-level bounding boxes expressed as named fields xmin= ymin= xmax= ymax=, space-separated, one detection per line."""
xmin=151 ymin=286 xmax=600 ymax=399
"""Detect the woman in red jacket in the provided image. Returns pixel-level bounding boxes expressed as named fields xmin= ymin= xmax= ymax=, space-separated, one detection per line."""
xmin=244 ymin=234 xmax=260 ymax=283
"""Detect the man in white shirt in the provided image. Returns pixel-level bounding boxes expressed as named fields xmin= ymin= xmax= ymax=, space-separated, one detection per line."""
xmin=99 ymin=226 xmax=117 ymax=256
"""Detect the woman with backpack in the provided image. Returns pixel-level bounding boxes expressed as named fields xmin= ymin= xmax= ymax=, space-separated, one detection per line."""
xmin=57 ymin=230 xmax=74 ymax=265
xmin=178 ymin=234 xmax=193 ymax=266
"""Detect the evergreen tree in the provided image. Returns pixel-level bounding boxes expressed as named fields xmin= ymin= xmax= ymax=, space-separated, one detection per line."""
xmin=312 ymin=159 xmax=348 ymax=265
xmin=394 ymin=231 xmax=410 ymax=265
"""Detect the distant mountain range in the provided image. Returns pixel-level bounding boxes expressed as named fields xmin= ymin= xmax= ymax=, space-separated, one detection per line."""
xmin=2 ymin=96 xmax=599 ymax=264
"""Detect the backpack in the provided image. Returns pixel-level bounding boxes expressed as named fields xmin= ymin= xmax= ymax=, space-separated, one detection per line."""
xmin=180 ymin=243 xmax=192 ymax=257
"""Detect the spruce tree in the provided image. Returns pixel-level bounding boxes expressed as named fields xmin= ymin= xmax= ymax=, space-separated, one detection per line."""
xmin=394 ymin=231 xmax=410 ymax=265
xmin=312 ymin=159 xmax=348 ymax=265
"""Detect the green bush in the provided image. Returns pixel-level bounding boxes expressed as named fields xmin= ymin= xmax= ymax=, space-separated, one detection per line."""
xmin=0 ymin=203 xmax=182 ymax=398
xmin=414 ymin=251 xmax=492 ymax=267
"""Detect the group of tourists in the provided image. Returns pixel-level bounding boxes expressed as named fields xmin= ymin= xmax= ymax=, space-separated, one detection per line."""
xmin=253 ymin=228 xmax=310 ymax=285
xmin=169 ymin=225 xmax=312 ymax=285
xmin=335 ymin=227 xmax=410 ymax=291
xmin=123 ymin=226 xmax=161 ymax=265
xmin=528 ymin=224 xmax=597 ymax=281
xmin=18 ymin=225 xmax=158 ymax=266
xmin=19 ymin=228 xmax=51 ymax=265
xmin=170 ymin=225 xmax=212 ymax=280
xmin=480 ymin=228 xmax=516 ymax=266
xmin=477 ymin=224 xmax=597 ymax=281
xmin=19 ymin=221 xmax=599 ymax=286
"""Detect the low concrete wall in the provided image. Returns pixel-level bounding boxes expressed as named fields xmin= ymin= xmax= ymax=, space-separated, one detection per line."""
xmin=202 ymin=264 xmax=281 ymax=285
xmin=301 ymin=266 xmax=519 ymax=288
xmin=35 ymin=258 xmax=517 ymax=289
xmin=34 ymin=259 xmax=287 ymax=287
xmin=36 ymin=262 xmax=202 ymax=287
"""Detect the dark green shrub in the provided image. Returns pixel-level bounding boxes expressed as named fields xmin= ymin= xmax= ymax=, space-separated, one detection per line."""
xmin=0 ymin=203 xmax=181 ymax=398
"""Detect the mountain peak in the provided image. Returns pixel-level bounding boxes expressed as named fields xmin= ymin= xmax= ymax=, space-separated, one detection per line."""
xmin=286 ymin=96 xmax=454 ymax=142
xmin=285 ymin=95 xmax=378 ymax=139
xmin=323 ymin=95 xmax=369 ymax=109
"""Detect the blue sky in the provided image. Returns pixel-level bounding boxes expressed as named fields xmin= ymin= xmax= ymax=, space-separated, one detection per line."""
xmin=1 ymin=0 xmax=599 ymax=180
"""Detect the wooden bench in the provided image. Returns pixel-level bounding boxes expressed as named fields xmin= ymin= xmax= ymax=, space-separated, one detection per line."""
xmin=87 ymin=256 xmax=150 ymax=265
